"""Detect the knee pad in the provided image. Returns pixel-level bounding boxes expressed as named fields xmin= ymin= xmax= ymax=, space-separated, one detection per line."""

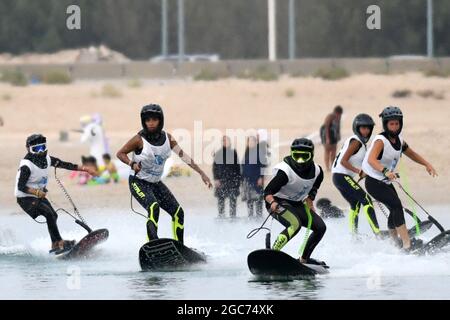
xmin=349 ymin=204 xmax=360 ymax=232
xmin=173 ymin=206 xmax=184 ymax=226
xmin=362 ymin=203 xmax=380 ymax=233
xmin=147 ymin=202 xmax=160 ymax=227
xmin=172 ymin=206 xmax=185 ymax=242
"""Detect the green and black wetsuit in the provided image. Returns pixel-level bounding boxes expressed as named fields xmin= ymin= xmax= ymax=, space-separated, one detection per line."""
xmin=129 ymin=129 xmax=184 ymax=243
xmin=264 ymin=157 xmax=326 ymax=260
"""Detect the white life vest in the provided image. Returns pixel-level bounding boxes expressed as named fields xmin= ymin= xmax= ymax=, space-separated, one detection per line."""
xmin=15 ymin=155 xmax=51 ymax=198
xmin=132 ymin=133 xmax=172 ymax=183
xmin=273 ymin=161 xmax=320 ymax=202
xmin=362 ymin=134 xmax=403 ymax=183
xmin=332 ymin=135 xmax=367 ymax=178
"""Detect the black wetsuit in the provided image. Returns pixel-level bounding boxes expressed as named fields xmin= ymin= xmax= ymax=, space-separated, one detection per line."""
xmin=332 ymin=173 xmax=380 ymax=233
xmin=129 ymin=130 xmax=185 ymax=243
xmin=129 ymin=175 xmax=184 ymax=243
xmin=16 ymin=155 xmax=78 ymax=243
xmin=264 ymin=158 xmax=326 ymax=260
xmin=364 ymin=133 xmax=409 ymax=230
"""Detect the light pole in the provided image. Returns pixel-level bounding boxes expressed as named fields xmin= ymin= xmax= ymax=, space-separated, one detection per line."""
xmin=268 ymin=0 xmax=277 ymax=61
xmin=161 ymin=0 xmax=168 ymax=57
xmin=288 ymin=0 xmax=296 ymax=60
xmin=427 ymin=0 xmax=434 ymax=58
xmin=178 ymin=0 xmax=185 ymax=63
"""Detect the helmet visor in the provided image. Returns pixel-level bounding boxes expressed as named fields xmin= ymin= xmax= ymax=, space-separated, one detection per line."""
xmin=30 ymin=143 xmax=47 ymax=154
xmin=291 ymin=150 xmax=312 ymax=163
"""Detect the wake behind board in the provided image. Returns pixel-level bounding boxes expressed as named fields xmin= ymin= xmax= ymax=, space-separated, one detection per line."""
xmin=56 ymin=229 xmax=109 ymax=260
xmin=139 ymin=238 xmax=206 ymax=271
xmin=247 ymin=249 xmax=329 ymax=278
xmin=416 ymin=230 xmax=450 ymax=255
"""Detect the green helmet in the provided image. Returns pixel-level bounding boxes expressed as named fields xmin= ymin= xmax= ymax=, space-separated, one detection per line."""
xmin=290 ymin=138 xmax=314 ymax=164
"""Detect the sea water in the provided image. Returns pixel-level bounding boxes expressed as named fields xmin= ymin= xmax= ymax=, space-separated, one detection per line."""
xmin=0 ymin=205 xmax=449 ymax=300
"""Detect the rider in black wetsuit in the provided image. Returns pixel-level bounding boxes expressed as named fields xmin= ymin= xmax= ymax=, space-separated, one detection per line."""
xmin=116 ymin=104 xmax=212 ymax=244
xmin=361 ymin=106 xmax=438 ymax=251
xmin=332 ymin=113 xmax=382 ymax=235
xmin=15 ymin=134 xmax=97 ymax=254
xmin=264 ymin=138 xmax=327 ymax=266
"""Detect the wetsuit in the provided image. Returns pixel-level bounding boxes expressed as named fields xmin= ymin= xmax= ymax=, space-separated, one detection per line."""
xmin=15 ymin=154 xmax=78 ymax=243
xmin=264 ymin=157 xmax=326 ymax=260
xmin=332 ymin=135 xmax=380 ymax=234
xmin=129 ymin=130 xmax=184 ymax=243
xmin=362 ymin=132 xmax=409 ymax=230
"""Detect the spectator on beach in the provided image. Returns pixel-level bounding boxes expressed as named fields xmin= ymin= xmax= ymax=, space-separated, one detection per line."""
xmin=320 ymin=105 xmax=343 ymax=171
xmin=213 ymin=136 xmax=241 ymax=218
xmin=241 ymin=135 xmax=265 ymax=218
xmin=99 ymin=153 xmax=119 ymax=183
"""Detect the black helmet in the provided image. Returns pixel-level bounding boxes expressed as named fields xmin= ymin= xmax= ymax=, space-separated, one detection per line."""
xmin=352 ymin=113 xmax=375 ymax=144
xmin=291 ymin=137 xmax=314 ymax=152
xmin=26 ymin=134 xmax=47 ymax=154
xmin=290 ymin=138 xmax=314 ymax=164
xmin=379 ymin=106 xmax=403 ymax=137
xmin=140 ymin=104 xmax=164 ymax=133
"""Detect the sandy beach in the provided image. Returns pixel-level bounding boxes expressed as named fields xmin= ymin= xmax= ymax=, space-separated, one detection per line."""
xmin=1 ymin=73 xmax=449 ymax=215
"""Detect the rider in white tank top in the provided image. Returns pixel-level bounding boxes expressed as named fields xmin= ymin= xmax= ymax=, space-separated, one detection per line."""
xmin=332 ymin=135 xmax=366 ymax=178
xmin=362 ymin=134 xmax=404 ymax=182
xmin=116 ymin=104 xmax=213 ymax=245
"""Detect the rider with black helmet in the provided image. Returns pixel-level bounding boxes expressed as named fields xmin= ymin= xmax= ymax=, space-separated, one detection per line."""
xmin=332 ymin=113 xmax=382 ymax=235
xmin=15 ymin=134 xmax=97 ymax=254
xmin=362 ymin=106 xmax=437 ymax=251
xmin=116 ymin=104 xmax=212 ymax=244
xmin=264 ymin=138 xmax=327 ymax=266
